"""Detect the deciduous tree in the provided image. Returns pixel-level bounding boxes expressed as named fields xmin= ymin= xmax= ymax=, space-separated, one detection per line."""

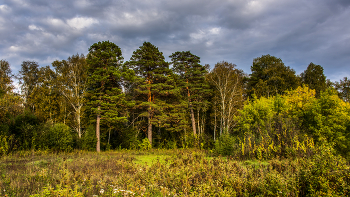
xmin=334 ymin=77 xmax=350 ymax=102
xmin=300 ymin=62 xmax=326 ymax=97
xmin=247 ymin=55 xmax=299 ymax=98
xmin=207 ymin=61 xmax=245 ymax=136
xmin=53 ymin=54 xmax=87 ymax=138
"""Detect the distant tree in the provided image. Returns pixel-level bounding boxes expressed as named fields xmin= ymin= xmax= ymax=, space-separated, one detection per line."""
xmin=0 ymin=60 xmax=22 ymax=126
xmin=34 ymin=66 xmax=60 ymax=122
xmin=86 ymin=41 xmax=129 ymax=152
xmin=53 ymin=54 xmax=88 ymax=138
xmin=0 ymin=60 xmax=13 ymax=94
xmin=207 ymin=61 xmax=245 ymax=136
xmin=19 ymin=61 xmax=40 ymax=112
xmin=170 ymin=51 xmax=210 ymax=137
xmin=334 ymin=77 xmax=350 ymax=102
xmin=300 ymin=62 xmax=326 ymax=97
xmin=247 ymin=55 xmax=299 ymax=98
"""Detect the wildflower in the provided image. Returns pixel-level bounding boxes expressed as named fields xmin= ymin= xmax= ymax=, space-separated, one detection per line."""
xmin=100 ymin=189 xmax=104 ymax=194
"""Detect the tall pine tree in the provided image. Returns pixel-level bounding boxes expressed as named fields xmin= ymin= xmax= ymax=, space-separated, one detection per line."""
xmin=126 ymin=42 xmax=180 ymax=145
xmin=86 ymin=41 xmax=129 ymax=152
xmin=170 ymin=51 xmax=211 ymax=137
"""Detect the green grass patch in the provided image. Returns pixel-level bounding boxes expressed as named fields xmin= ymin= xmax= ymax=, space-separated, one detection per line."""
xmin=133 ymin=154 xmax=170 ymax=166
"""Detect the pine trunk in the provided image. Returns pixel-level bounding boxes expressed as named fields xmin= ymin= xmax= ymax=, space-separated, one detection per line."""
xmin=96 ymin=105 xmax=101 ymax=152
xmin=187 ymin=83 xmax=197 ymax=136
xmin=189 ymin=104 xmax=197 ymax=136
xmin=147 ymin=76 xmax=152 ymax=145
xmin=148 ymin=109 xmax=152 ymax=144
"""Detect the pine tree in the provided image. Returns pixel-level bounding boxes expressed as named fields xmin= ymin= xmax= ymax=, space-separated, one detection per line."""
xmin=86 ymin=41 xmax=129 ymax=152
xmin=170 ymin=51 xmax=211 ymax=137
xmin=126 ymin=42 xmax=180 ymax=145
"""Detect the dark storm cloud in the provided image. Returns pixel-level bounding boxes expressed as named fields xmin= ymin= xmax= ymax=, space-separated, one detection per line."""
xmin=0 ymin=0 xmax=349 ymax=82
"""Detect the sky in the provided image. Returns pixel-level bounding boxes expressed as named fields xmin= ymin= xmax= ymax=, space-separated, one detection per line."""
xmin=1 ymin=0 xmax=350 ymax=82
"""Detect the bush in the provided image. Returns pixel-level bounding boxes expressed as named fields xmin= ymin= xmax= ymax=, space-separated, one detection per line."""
xmin=299 ymin=144 xmax=350 ymax=196
xmin=46 ymin=123 xmax=74 ymax=152
xmin=214 ymin=132 xmax=236 ymax=156
xmin=0 ymin=135 xmax=13 ymax=156
xmin=139 ymin=138 xmax=152 ymax=150
xmin=11 ymin=111 xmax=40 ymax=150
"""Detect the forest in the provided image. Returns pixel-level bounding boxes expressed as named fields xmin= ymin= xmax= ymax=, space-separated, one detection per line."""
xmin=1 ymin=40 xmax=350 ymax=195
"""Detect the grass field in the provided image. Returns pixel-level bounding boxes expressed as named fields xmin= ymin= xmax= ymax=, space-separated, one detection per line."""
xmin=0 ymin=149 xmax=349 ymax=196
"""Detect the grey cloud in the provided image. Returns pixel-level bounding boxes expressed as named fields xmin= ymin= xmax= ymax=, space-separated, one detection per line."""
xmin=0 ymin=0 xmax=349 ymax=82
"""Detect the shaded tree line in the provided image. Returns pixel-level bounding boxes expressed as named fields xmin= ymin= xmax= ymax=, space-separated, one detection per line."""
xmin=1 ymin=41 xmax=349 ymax=158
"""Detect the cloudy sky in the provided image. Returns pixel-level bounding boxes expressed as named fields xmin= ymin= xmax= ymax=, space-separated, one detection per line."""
xmin=1 ymin=0 xmax=350 ymax=82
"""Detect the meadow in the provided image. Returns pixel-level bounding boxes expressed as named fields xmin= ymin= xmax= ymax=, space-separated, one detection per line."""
xmin=1 ymin=148 xmax=349 ymax=197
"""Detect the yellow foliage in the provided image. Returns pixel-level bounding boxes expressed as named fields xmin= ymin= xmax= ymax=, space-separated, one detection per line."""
xmin=284 ymin=85 xmax=316 ymax=114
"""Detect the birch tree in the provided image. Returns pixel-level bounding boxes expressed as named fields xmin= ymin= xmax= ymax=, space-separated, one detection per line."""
xmin=52 ymin=54 xmax=87 ymax=138
xmin=207 ymin=61 xmax=245 ymax=135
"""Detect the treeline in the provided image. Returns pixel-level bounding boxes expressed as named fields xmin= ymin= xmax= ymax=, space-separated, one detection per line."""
xmin=1 ymin=41 xmax=350 ymax=158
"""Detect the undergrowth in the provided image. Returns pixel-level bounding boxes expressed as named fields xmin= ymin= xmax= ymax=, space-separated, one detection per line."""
xmin=0 ymin=148 xmax=349 ymax=196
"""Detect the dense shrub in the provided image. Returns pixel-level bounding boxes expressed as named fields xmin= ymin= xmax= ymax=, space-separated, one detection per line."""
xmin=214 ymin=132 xmax=236 ymax=155
xmin=0 ymin=135 xmax=12 ymax=156
xmin=234 ymin=86 xmax=350 ymax=160
xmin=139 ymin=138 xmax=152 ymax=150
xmin=299 ymin=144 xmax=350 ymax=196
xmin=11 ymin=111 xmax=40 ymax=150
xmin=46 ymin=123 xmax=74 ymax=152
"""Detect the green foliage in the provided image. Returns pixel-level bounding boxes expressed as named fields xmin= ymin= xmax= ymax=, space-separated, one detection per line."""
xmin=86 ymin=40 xmax=128 ymax=124
xmin=214 ymin=132 xmax=236 ymax=156
xmin=170 ymin=51 xmax=211 ymax=136
xmin=235 ymin=87 xmax=317 ymax=159
xmin=126 ymin=42 xmax=182 ymax=144
xmin=315 ymin=88 xmax=350 ymax=158
xmin=300 ymin=62 xmax=327 ymax=97
xmin=334 ymin=77 xmax=350 ymax=102
xmin=86 ymin=41 xmax=131 ymax=152
xmin=235 ymin=86 xmax=350 ymax=160
xmin=46 ymin=123 xmax=73 ymax=152
xmin=12 ymin=111 xmax=40 ymax=150
xmin=299 ymin=144 xmax=350 ymax=196
xmin=80 ymin=125 xmax=97 ymax=151
xmin=247 ymin=54 xmax=299 ymax=98
xmin=118 ymin=127 xmax=140 ymax=149
xmin=0 ymin=135 xmax=13 ymax=156
xmin=139 ymin=138 xmax=152 ymax=150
